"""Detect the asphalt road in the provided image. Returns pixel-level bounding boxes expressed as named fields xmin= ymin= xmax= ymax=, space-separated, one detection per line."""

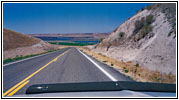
xmin=3 ymin=47 xmax=132 ymax=96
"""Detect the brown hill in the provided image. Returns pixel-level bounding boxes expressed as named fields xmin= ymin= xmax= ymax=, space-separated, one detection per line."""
xmin=3 ymin=28 xmax=40 ymax=51
xmin=3 ymin=28 xmax=59 ymax=59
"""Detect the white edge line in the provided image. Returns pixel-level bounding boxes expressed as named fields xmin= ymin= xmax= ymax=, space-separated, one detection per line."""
xmin=77 ymin=48 xmax=118 ymax=82
xmin=3 ymin=50 xmax=60 ymax=67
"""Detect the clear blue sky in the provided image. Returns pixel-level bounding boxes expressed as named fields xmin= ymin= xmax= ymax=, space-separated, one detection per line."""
xmin=3 ymin=3 xmax=150 ymax=34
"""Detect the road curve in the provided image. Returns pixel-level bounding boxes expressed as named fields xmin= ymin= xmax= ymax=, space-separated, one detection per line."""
xmin=3 ymin=47 xmax=132 ymax=96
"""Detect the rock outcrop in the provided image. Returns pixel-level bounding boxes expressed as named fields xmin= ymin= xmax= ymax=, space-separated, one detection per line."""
xmin=92 ymin=3 xmax=176 ymax=75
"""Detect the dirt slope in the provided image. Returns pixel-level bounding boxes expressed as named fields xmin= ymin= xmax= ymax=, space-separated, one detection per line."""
xmin=3 ymin=28 xmax=41 ymax=51
xmin=3 ymin=28 xmax=59 ymax=59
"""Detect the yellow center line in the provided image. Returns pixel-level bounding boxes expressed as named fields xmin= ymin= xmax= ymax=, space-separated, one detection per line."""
xmin=3 ymin=49 xmax=70 ymax=96
xmin=7 ymin=80 xmax=30 ymax=96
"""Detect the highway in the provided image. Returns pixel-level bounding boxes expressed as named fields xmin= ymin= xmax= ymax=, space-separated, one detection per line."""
xmin=3 ymin=47 xmax=132 ymax=96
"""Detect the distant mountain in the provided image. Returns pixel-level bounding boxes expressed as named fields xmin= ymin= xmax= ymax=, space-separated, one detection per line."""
xmin=29 ymin=33 xmax=109 ymax=39
xmin=92 ymin=3 xmax=176 ymax=75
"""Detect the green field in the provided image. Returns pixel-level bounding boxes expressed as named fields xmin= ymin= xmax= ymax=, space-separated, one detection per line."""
xmin=49 ymin=42 xmax=96 ymax=46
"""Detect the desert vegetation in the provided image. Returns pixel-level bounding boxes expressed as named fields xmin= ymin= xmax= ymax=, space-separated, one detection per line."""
xmin=93 ymin=4 xmax=176 ymax=78
xmin=133 ymin=15 xmax=154 ymax=41
xmin=118 ymin=32 xmax=125 ymax=39
xmin=79 ymin=47 xmax=175 ymax=84
xmin=144 ymin=3 xmax=176 ymax=38
xmin=99 ymin=38 xmax=104 ymax=43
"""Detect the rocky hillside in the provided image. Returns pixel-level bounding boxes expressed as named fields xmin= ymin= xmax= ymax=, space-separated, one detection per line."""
xmin=92 ymin=3 xmax=176 ymax=75
xmin=3 ymin=28 xmax=59 ymax=59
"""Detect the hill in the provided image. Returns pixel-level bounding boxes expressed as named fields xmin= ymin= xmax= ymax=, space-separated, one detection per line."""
xmin=91 ymin=3 xmax=176 ymax=75
xmin=3 ymin=28 xmax=59 ymax=59
xmin=3 ymin=28 xmax=41 ymax=51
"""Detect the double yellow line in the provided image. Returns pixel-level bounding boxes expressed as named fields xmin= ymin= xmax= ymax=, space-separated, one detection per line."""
xmin=3 ymin=49 xmax=70 ymax=96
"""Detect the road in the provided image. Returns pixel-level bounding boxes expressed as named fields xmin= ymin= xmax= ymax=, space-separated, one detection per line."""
xmin=3 ymin=47 xmax=132 ymax=96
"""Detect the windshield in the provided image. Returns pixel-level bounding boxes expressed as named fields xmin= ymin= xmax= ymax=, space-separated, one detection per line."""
xmin=2 ymin=2 xmax=176 ymax=98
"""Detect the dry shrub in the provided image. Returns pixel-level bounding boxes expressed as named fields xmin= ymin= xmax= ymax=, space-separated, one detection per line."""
xmin=79 ymin=47 xmax=176 ymax=84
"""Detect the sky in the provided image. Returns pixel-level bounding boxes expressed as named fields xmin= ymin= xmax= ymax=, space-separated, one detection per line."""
xmin=3 ymin=3 xmax=150 ymax=34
